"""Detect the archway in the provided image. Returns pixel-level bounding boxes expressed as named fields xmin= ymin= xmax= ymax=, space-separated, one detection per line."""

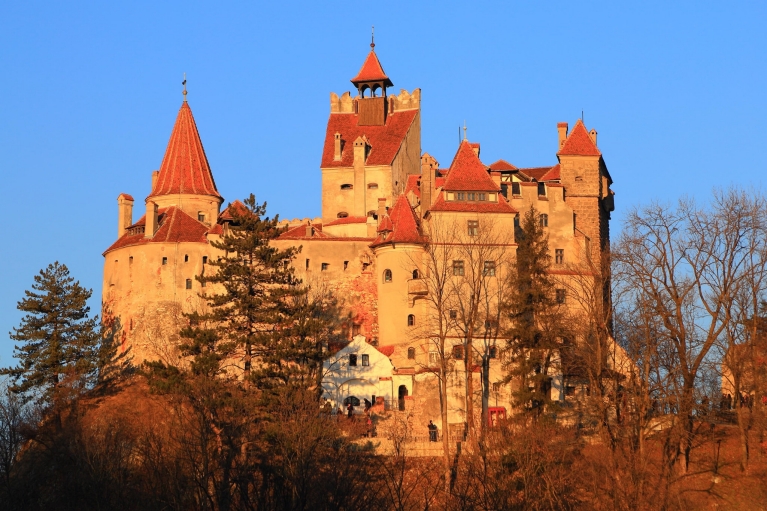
xmin=398 ymin=385 xmax=408 ymax=411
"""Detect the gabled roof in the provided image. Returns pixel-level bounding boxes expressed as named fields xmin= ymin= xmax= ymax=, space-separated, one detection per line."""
xmin=371 ymin=195 xmax=423 ymax=247
xmin=219 ymin=200 xmax=248 ymax=221
xmin=405 ymin=175 xmax=421 ymax=198
xmin=488 ymin=159 xmax=518 ymax=171
xmin=350 ymin=50 xmax=393 ymax=87
xmin=540 ymin=164 xmax=561 ymax=181
xmin=557 ymin=119 xmax=601 ymax=157
xmin=149 ymin=102 xmax=221 ymax=199
xmin=441 ymin=140 xmax=498 ymax=192
xmin=321 ymin=109 xmax=418 ymax=168
xmin=104 ymin=206 xmax=210 ymax=254
xmin=429 ymin=191 xmax=517 ymax=214
xmin=518 ymin=166 xmax=554 ymax=181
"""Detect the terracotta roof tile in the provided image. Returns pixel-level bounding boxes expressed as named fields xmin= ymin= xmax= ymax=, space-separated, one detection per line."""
xmin=540 ymin=164 xmax=561 ymax=181
xmin=488 ymin=159 xmax=518 ymax=171
xmin=377 ymin=215 xmax=393 ymax=232
xmin=321 ymin=110 xmax=418 ymax=168
xmin=376 ymin=345 xmax=395 ymax=357
xmin=371 ymin=195 xmax=423 ymax=247
xmin=442 ymin=140 xmax=498 ymax=192
xmin=324 ymin=216 xmax=368 ymax=226
xmin=518 ymin=167 xmax=554 ymax=181
xmin=149 ymin=102 xmax=221 ymax=199
xmin=557 ymin=119 xmax=601 ymax=157
xmin=118 ymin=193 xmax=134 ymax=201
xmin=219 ymin=200 xmax=248 ymax=221
xmin=429 ymin=191 xmax=517 ymax=214
xmin=405 ymin=175 xmax=421 ymax=198
xmin=104 ymin=206 xmax=210 ymax=255
xmin=350 ymin=50 xmax=393 ymax=87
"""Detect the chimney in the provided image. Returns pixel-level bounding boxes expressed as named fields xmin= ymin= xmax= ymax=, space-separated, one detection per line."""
xmin=557 ymin=122 xmax=568 ymax=150
xmin=420 ymin=153 xmax=438 ymax=215
xmin=471 ymin=143 xmax=480 ymax=157
xmin=151 ymin=170 xmax=159 ymax=192
xmin=353 ymin=136 xmax=367 ymax=166
xmin=305 ymin=221 xmax=313 ymax=237
xmin=145 ymin=200 xmax=158 ymax=238
xmin=117 ymin=194 xmax=134 ymax=238
xmin=589 ymin=128 xmax=598 ymax=147
xmin=333 ymin=132 xmax=342 ymax=161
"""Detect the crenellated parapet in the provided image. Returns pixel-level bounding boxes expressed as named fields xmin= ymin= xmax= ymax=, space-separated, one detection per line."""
xmin=330 ymin=88 xmax=421 ymax=114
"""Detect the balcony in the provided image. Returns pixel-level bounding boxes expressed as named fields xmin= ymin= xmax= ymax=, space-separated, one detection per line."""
xmin=407 ymin=278 xmax=428 ymax=296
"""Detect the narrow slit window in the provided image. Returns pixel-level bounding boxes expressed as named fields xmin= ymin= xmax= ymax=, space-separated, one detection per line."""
xmin=341 ymin=184 xmax=353 ymax=190
xmin=540 ymin=214 xmax=548 ymax=228
xmin=407 ymin=314 xmax=415 ymax=327
xmin=162 ymin=257 xmax=168 ymax=265
xmin=184 ymin=254 xmax=189 ymax=262
xmin=361 ymin=354 xmax=369 ymax=366
xmin=185 ymin=279 xmax=192 ymax=289
xmin=349 ymin=354 xmax=357 ymax=367
xmin=407 ymin=347 xmax=416 ymax=359
xmin=383 ymin=269 xmax=393 ymax=283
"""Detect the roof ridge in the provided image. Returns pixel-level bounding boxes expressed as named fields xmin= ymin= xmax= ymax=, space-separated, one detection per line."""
xmin=557 ymin=119 xmax=601 ymax=157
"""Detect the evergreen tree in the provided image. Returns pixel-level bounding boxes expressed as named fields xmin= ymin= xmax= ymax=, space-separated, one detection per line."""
xmin=504 ymin=208 xmax=570 ymax=414
xmin=1 ymin=262 xmax=99 ymax=406
xmin=177 ymin=194 xmax=339 ymax=393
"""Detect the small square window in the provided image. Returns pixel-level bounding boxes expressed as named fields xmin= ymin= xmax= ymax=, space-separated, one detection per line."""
xmin=449 ymin=309 xmax=457 ymax=320
xmin=407 ymin=347 xmax=416 ymax=359
xmin=321 ymin=263 xmax=329 ymax=271
xmin=540 ymin=214 xmax=548 ymax=228
xmin=511 ymin=182 xmax=521 ymax=196
xmin=555 ymin=249 xmax=564 ymax=265
xmin=162 ymin=257 xmax=168 ymax=265
xmin=453 ymin=345 xmax=464 ymax=360
xmin=184 ymin=254 xmax=189 ymax=262
xmin=349 ymin=354 xmax=357 ymax=367
xmin=429 ymin=351 xmax=439 ymax=366
xmin=556 ymin=289 xmax=566 ymax=304
xmin=478 ymin=193 xmax=486 ymax=201
xmin=489 ymin=346 xmax=498 ymax=359
xmin=457 ymin=192 xmax=465 ymax=201
xmin=362 ymin=354 xmax=369 ymax=366
xmin=203 ymin=256 xmax=208 ymax=264
xmin=483 ymin=261 xmax=496 ymax=277
xmin=467 ymin=220 xmax=479 ymax=236
xmin=198 ymin=212 xmax=206 ymax=222
xmin=492 ymin=382 xmax=501 ymax=392
xmin=344 ymin=261 xmax=349 ymax=271
xmin=453 ymin=260 xmax=465 ymax=276
xmin=467 ymin=192 xmax=475 ymax=201
xmin=185 ymin=279 xmax=192 ymax=289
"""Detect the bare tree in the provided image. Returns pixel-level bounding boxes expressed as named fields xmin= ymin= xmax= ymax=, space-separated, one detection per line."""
xmin=614 ymin=189 xmax=765 ymax=473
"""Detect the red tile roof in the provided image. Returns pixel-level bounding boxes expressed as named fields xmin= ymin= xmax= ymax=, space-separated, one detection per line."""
xmin=377 ymin=214 xmax=393 ymax=232
xmin=148 ymin=102 xmax=222 ymax=199
xmin=558 ymin=119 xmax=601 ymax=157
xmin=376 ymin=345 xmax=395 ymax=357
xmin=321 ymin=110 xmax=418 ymax=168
xmin=118 ymin=193 xmax=134 ymax=201
xmin=435 ymin=177 xmax=446 ymax=188
xmin=540 ymin=164 xmax=561 ymax=181
xmin=219 ymin=200 xmax=248 ymax=221
xmin=442 ymin=140 xmax=498 ymax=192
xmin=276 ymin=223 xmax=375 ymax=242
xmin=518 ymin=166 xmax=554 ymax=181
xmin=488 ymin=159 xmax=518 ymax=171
xmin=350 ymin=50 xmax=393 ymax=87
xmin=429 ymin=192 xmax=517 ymax=214
xmin=405 ymin=175 xmax=421 ymax=198
xmin=104 ymin=206 xmax=210 ymax=255
xmin=324 ymin=216 xmax=368 ymax=226
xmin=371 ymin=195 xmax=423 ymax=247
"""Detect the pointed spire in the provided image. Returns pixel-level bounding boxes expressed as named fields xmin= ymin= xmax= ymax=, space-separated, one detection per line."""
xmin=442 ymin=140 xmax=498 ymax=192
xmin=557 ymin=119 xmax=601 ymax=157
xmin=182 ymin=73 xmax=187 ymax=102
xmin=351 ymin=47 xmax=393 ymax=87
xmin=149 ymin=102 xmax=221 ymax=199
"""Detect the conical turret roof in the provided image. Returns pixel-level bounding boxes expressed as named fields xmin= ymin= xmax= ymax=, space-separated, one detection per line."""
xmin=351 ymin=50 xmax=393 ymax=87
xmin=149 ymin=102 xmax=221 ymax=199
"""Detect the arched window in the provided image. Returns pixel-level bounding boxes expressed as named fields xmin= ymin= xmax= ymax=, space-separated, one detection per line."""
xmin=407 ymin=347 xmax=415 ymax=359
xmin=407 ymin=314 xmax=415 ymax=327
xmin=412 ymin=269 xmax=419 ymax=279
xmin=341 ymin=184 xmax=353 ymax=190
xmin=337 ymin=212 xmax=349 ymax=219
xmin=540 ymin=214 xmax=548 ymax=227
xmin=368 ymin=183 xmax=378 ymax=189
xmin=383 ymin=269 xmax=392 ymax=283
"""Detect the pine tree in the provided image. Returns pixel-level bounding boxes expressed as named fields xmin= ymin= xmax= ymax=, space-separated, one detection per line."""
xmin=1 ymin=262 xmax=99 ymax=406
xmin=505 ymin=208 xmax=569 ymax=414
xmin=179 ymin=194 xmax=339 ymax=393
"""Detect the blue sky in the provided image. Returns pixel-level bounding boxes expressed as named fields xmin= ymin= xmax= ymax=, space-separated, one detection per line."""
xmin=0 ymin=1 xmax=765 ymax=365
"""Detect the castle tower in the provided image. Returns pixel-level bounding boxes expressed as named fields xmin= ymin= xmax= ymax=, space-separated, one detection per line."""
xmin=321 ymin=44 xmax=421 ymax=230
xmin=102 ymin=97 xmax=226 ymax=364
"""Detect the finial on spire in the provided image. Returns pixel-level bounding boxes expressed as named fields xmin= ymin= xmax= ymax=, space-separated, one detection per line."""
xmin=371 ymin=26 xmax=375 ymax=49
xmin=182 ymin=73 xmax=187 ymax=102
xmin=463 ymin=121 xmax=467 ymax=141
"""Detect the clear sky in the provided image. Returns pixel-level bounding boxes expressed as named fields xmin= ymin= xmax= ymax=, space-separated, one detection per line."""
xmin=1 ymin=1 xmax=765 ymax=365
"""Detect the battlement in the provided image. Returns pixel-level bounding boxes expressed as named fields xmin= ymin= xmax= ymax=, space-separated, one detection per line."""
xmin=330 ymin=88 xmax=421 ymax=114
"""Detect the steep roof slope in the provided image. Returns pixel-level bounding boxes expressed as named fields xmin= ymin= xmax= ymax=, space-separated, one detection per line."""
xmin=557 ymin=119 xmax=601 ymax=157
xmin=441 ymin=140 xmax=498 ymax=192
xmin=149 ymin=102 xmax=221 ymax=199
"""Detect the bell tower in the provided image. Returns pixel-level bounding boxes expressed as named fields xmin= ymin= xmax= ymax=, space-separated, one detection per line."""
xmin=351 ymin=36 xmax=393 ymax=126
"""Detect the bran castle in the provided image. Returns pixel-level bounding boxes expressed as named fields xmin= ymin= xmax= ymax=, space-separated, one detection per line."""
xmin=102 ymin=44 xmax=616 ymax=432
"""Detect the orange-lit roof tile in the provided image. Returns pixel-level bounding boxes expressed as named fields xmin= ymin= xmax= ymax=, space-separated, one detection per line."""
xmin=488 ymin=159 xmax=518 ymax=171
xmin=350 ymin=50 xmax=393 ymax=87
xmin=149 ymin=102 xmax=221 ymax=199
xmin=429 ymin=191 xmax=517 ymax=214
xmin=371 ymin=195 xmax=423 ymax=247
xmin=441 ymin=140 xmax=498 ymax=192
xmin=557 ymin=119 xmax=601 ymax=157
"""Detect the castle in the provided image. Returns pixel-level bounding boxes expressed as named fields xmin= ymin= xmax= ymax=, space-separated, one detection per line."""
xmin=102 ymin=43 xmax=615 ymax=430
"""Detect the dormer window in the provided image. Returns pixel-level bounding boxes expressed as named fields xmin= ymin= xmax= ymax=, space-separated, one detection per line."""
xmin=478 ymin=193 xmax=486 ymax=201
xmin=457 ymin=192 xmax=465 ymax=201
xmin=467 ymin=192 xmax=475 ymax=201
xmin=341 ymin=184 xmax=353 ymax=190
xmin=368 ymin=183 xmax=378 ymax=189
